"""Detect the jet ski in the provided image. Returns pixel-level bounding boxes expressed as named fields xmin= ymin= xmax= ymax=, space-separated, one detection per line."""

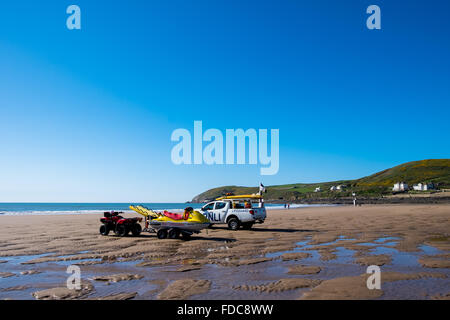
xmin=129 ymin=205 xmax=210 ymax=240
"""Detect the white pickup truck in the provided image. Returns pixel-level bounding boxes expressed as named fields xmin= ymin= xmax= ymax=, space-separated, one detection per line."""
xmin=199 ymin=195 xmax=267 ymax=230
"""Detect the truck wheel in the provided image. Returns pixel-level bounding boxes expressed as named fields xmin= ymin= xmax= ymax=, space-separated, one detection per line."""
xmin=157 ymin=229 xmax=168 ymax=239
xmin=99 ymin=224 xmax=110 ymax=235
xmin=131 ymin=224 xmax=142 ymax=236
xmin=168 ymin=229 xmax=180 ymax=239
xmin=241 ymin=222 xmax=254 ymax=230
xmin=115 ymin=224 xmax=128 ymax=237
xmin=227 ymin=218 xmax=240 ymax=231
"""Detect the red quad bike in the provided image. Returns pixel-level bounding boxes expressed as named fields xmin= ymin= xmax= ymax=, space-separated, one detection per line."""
xmin=99 ymin=211 xmax=142 ymax=237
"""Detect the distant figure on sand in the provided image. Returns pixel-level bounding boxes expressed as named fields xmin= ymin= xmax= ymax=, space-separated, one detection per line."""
xmin=287 ymin=203 xmax=290 ymax=209
xmin=284 ymin=203 xmax=287 ymax=209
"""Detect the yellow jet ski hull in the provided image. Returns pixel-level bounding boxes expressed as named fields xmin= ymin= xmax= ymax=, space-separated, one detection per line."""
xmin=150 ymin=210 xmax=210 ymax=232
xmin=129 ymin=205 xmax=210 ymax=233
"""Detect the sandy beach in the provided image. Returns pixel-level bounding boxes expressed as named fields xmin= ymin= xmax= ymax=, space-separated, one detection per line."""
xmin=0 ymin=204 xmax=449 ymax=300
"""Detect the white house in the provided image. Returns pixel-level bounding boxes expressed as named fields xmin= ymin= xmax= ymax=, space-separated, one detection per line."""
xmin=393 ymin=182 xmax=409 ymax=192
xmin=413 ymin=182 xmax=435 ymax=191
xmin=330 ymin=186 xmax=337 ymax=191
xmin=413 ymin=183 xmax=424 ymax=191
xmin=314 ymin=187 xmax=321 ymax=192
xmin=336 ymin=185 xmax=347 ymax=190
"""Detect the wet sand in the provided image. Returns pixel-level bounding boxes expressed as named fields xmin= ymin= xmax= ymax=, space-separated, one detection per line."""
xmin=0 ymin=204 xmax=449 ymax=300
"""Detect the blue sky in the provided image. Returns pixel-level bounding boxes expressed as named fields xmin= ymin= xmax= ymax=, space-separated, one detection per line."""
xmin=1 ymin=0 xmax=449 ymax=202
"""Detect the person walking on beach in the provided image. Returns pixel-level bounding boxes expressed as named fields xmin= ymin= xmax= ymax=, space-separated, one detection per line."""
xmin=284 ymin=203 xmax=287 ymax=209
xmin=287 ymin=203 xmax=290 ymax=210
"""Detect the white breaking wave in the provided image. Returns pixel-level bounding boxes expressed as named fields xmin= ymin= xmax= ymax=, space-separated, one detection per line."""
xmin=0 ymin=210 xmax=134 ymax=216
xmin=0 ymin=204 xmax=335 ymax=216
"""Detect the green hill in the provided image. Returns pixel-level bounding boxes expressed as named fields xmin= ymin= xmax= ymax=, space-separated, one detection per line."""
xmin=192 ymin=159 xmax=450 ymax=202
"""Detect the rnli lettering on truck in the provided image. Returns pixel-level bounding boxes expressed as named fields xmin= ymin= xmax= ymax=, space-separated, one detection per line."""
xmin=205 ymin=212 xmax=222 ymax=222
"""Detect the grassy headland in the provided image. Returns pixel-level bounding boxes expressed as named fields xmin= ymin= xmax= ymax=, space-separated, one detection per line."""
xmin=192 ymin=159 xmax=450 ymax=203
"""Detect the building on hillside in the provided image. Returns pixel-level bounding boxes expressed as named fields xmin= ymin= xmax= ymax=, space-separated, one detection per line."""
xmin=393 ymin=182 xmax=409 ymax=192
xmin=413 ymin=182 xmax=435 ymax=191
xmin=330 ymin=186 xmax=337 ymax=191
xmin=336 ymin=185 xmax=347 ymax=190
xmin=314 ymin=187 xmax=321 ymax=192
xmin=413 ymin=183 xmax=425 ymax=191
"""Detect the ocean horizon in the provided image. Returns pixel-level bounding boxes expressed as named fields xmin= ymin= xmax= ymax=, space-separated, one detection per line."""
xmin=0 ymin=202 xmax=334 ymax=216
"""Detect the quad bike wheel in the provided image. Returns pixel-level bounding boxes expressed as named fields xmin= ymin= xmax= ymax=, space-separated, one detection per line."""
xmin=168 ymin=228 xmax=180 ymax=239
xmin=115 ymin=224 xmax=128 ymax=237
xmin=227 ymin=218 xmax=240 ymax=231
xmin=157 ymin=229 xmax=168 ymax=239
xmin=99 ymin=224 xmax=110 ymax=236
xmin=131 ymin=223 xmax=142 ymax=236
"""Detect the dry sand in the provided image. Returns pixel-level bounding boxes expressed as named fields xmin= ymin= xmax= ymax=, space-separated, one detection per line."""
xmin=0 ymin=204 xmax=449 ymax=300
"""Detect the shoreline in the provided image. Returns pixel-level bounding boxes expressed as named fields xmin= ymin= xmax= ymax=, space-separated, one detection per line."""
xmin=268 ymin=196 xmax=450 ymax=205
xmin=0 ymin=203 xmax=337 ymax=217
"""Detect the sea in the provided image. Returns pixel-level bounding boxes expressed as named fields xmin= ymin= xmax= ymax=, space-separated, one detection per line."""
xmin=0 ymin=203 xmax=333 ymax=216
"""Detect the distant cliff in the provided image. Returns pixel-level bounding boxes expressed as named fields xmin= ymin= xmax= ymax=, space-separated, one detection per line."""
xmin=192 ymin=159 xmax=450 ymax=202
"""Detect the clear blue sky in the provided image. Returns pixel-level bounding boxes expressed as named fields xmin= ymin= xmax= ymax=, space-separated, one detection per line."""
xmin=1 ymin=0 xmax=449 ymax=202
